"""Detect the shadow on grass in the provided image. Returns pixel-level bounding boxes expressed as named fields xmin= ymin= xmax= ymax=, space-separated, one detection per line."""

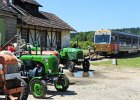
xmin=116 ymin=52 xmax=140 ymax=59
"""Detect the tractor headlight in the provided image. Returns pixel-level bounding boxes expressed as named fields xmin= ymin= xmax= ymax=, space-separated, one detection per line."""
xmin=0 ymin=64 xmax=3 ymax=70
xmin=43 ymin=58 xmax=48 ymax=62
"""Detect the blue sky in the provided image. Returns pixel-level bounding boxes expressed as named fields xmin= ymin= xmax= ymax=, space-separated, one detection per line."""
xmin=37 ymin=0 xmax=140 ymax=32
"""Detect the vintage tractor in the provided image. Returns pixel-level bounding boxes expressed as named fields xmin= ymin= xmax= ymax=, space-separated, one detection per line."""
xmin=0 ymin=51 xmax=28 ymax=100
xmin=19 ymin=53 xmax=69 ymax=98
xmin=59 ymin=48 xmax=90 ymax=72
xmin=0 ymin=35 xmax=69 ymax=98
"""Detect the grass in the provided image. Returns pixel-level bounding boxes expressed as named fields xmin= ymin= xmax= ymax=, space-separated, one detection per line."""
xmin=82 ymin=49 xmax=140 ymax=68
xmin=91 ymin=56 xmax=140 ymax=68
xmin=82 ymin=50 xmax=89 ymax=55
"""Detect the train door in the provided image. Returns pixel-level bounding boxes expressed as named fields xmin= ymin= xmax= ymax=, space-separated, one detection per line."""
xmin=132 ymin=37 xmax=138 ymax=52
xmin=111 ymin=34 xmax=119 ymax=54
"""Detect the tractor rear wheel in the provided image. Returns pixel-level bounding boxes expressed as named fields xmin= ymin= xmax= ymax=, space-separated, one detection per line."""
xmin=54 ymin=75 xmax=69 ymax=92
xmin=66 ymin=61 xmax=75 ymax=72
xmin=30 ymin=79 xmax=47 ymax=98
xmin=5 ymin=78 xmax=29 ymax=100
xmin=82 ymin=60 xmax=90 ymax=72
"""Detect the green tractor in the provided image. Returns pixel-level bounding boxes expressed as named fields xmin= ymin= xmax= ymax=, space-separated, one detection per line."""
xmin=59 ymin=48 xmax=90 ymax=72
xmin=19 ymin=53 xmax=69 ymax=98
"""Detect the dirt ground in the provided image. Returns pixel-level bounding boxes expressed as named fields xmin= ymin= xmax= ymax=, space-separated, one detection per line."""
xmin=28 ymin=65 xmax=140 ymax=100
xmin=1 ymin=65 xmax=140 ymax=100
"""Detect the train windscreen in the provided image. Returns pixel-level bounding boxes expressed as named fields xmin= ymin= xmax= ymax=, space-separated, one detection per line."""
xmin=94 ymin=34 xmax=110 ymax=44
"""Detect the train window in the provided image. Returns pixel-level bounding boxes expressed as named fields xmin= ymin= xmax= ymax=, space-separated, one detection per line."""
xmin=94 ymin=35 xmax=110 ymax=44
xmin=126 ymin=37 xmax=131 ymax=44
xmin=119 ymin=35 xmax=126 ymax=45
xmin=111 ymin=36 xmax=115 ymax=43
xmin=133 ymin=38 xmax=138 ymax=45
xmin=115 ymin=36 xmax=118 ymax=43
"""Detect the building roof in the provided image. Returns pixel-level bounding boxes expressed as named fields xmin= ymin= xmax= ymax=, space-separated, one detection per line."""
xmin=20 ymin=0 xmax=42 ymax=7
xmin=41 ymin=11 xmax=76 ymax=31
xmin=113 ymin=31 xmax=140 ymax=38
xmin=0 ymin=3 xmax=16 ymax=13
xmin=13 ymin=5 xmax=75 ymax=31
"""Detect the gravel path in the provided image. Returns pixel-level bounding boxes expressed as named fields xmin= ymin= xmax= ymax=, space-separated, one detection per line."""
xmin=1 ymin=65 xmax=140 ymax=100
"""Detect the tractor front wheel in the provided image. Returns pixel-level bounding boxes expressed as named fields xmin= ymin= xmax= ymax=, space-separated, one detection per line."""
xmin=30 ymin=79 xmax=47 ymax=98
xmin=54 ymin=75 xmax=69 ymax=92
xmin=66 ymin=61 xmax=75 ymax=72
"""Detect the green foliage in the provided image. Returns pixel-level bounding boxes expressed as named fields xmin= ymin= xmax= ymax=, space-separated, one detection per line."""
xmin=70 ymin=41 xmax=94 ymax=49
xmin=70 ymin=31 xmax=95 ymax=49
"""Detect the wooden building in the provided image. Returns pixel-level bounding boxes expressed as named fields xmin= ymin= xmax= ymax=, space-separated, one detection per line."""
xmin=11 ymin=0 xmax=75 ymax=49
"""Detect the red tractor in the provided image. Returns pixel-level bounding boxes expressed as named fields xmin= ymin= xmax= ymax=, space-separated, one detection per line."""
xmin=0 ymin=51 xmax=28 ymax=100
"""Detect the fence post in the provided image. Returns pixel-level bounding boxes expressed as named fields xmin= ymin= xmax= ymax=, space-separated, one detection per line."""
xmin=112 ymin=58 xmax=117 ymax=65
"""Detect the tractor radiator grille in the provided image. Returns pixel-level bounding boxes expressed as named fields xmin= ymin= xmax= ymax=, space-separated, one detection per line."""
xmin=6 ymin=64 xmax=19 ymax=74
xmin=76 ymin=51 xmax=83 ymax=59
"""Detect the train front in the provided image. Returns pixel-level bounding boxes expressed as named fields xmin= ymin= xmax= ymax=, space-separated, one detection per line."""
xmin=94 ymin=30 xmax=115 ymax=56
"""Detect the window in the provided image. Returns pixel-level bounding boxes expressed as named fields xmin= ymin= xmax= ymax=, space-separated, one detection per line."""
xmin=56 ymin=32 xmax=61 ymax=49
xmin=111 ymin=36 xmax=115 ymax=43
xmin=114 ymin=36 xmax=118 ymax=43
xmin=119 ymin=35 xmax=126 ymax=45
xmin=133 ymin=37 xmax=138 ymax=45
xmin=25 ymin=4 xmax=38 ymax=13
xmin=94 ymin=34 xmax=110 ymax=44
xmin=21 ymin=29 xmax=28 ymax=42
xmin=40 ymin=32 xmax=46 ymax=48
xmin=25 ymin=5 xmax=32 ymax=12
xmin=126 ymin=37 xmax=131 ymax=44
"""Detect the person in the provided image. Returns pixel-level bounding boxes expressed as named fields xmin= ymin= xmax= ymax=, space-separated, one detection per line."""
xmin=87 ymin=45 xmax=90 ymax=52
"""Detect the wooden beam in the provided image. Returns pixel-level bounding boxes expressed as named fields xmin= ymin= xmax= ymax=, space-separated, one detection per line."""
xmin=34 ymin=26 xmax=36 ymax=42
xmin=50 ymin=28 xmax=53 ymax=48
xmin=27 ymin=26 xmax=30 ymax=43
xmin=45 ymin=29 xmax=48 ymax=49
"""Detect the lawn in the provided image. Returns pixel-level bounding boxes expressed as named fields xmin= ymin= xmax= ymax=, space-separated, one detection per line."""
xmin=91 ymin=56 xmax=140 ymax=68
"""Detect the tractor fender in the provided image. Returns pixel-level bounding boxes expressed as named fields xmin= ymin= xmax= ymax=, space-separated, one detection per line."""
xmin=29 ymin=77 xmax=44 ymax=86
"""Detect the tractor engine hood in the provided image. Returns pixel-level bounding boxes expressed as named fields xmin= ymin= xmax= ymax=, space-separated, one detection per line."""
xmin=0 ymin=52 xmax=18 ymax=64
xmin=60 ymin=48 xmax=84 ymax=60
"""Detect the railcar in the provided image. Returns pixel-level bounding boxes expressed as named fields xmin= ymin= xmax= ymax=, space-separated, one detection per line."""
xmin=94 ymin=29 xmax=140 ymax=56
